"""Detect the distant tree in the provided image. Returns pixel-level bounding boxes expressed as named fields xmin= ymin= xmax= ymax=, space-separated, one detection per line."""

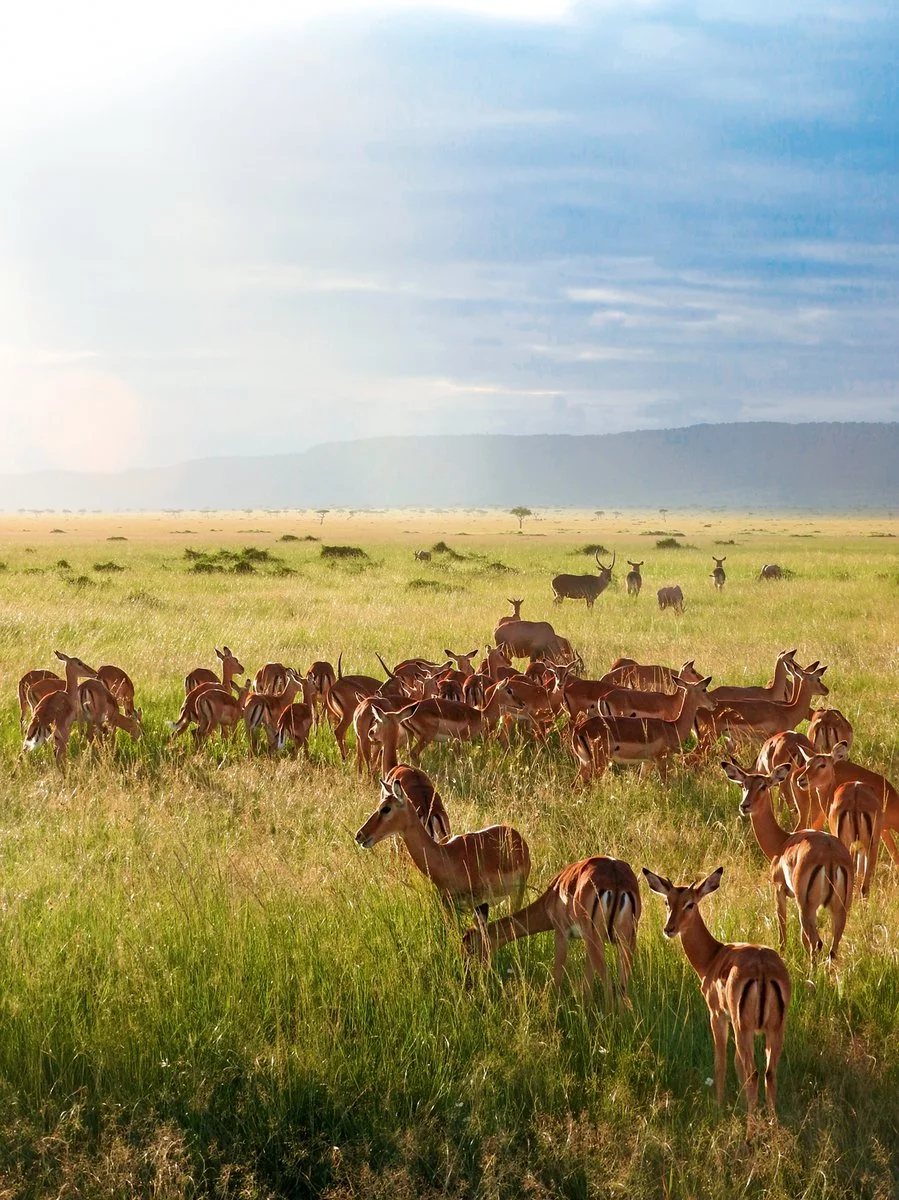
xmin=510 ymin=506 xmax=533 ymax=532
xmin=316 ymin=509 xmax=330 ymax=526
xmin=659 ymin=508 xmax=668 ymax=518
xmin=594 ymin=510 xmax=605 ymax=518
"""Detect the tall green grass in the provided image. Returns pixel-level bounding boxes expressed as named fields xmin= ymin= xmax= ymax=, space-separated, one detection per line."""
xmin=0 ymin=521 xmax=897 ymax=1196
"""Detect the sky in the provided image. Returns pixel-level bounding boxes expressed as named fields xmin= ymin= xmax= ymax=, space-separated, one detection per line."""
xmin=1 ymin=0 xmax=897 ymax=473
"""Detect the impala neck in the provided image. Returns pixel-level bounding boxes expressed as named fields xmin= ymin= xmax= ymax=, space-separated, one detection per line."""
xmin=483 ymin=894 xmax=554 ymax=950
xmin=222 ymin=659 xmax=239 ymax=689
xmin=782 ymin=675 xmax=814 ymax=717
xmin=397 ymin=815 xmax=451 ymax=882
xmin=749 ymin=792 xmax=790 ymax=861
xmin=279 ymin=679 xmax=301 ymax=708
xmin=674 ymin=690 xmax=705 ymax=742
xmin=64 ymin=662 xmax=82 ymax=698
xmin=771 ymin=657 xmax=789 ymax=698
xmin=479 ymin=687 xmax=505 ymax=728
xmin=379 ymin=718 xmax=400 ymax=773
xmin=678 ymin=909 xmax=725 ymax=982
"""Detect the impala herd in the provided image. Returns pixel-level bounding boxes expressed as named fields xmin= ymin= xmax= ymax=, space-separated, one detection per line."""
xmin=14 ymin=589 xmax=897 ymax=1136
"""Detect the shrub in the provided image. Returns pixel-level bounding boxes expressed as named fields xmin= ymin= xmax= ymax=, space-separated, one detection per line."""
xmin=107 ymin=535 xmax=128 ymax=541
xmin=279 ymin=534 xmax=300 ymax=542
xmin=578 ymin=543 xmax=610 ymax=556
xmin=321 ymin=545 xmax=368 ymax=560
xmin=407 ymin=578 xmax=463 ymax=593
xmin=93 ymin=561 xmax=125 ymax=572
xmin=56 ymin=559 xmax=71 ymax=569
xmin=655 ymin=537 xmax=696 ymax=550
xmin=431 ymin=541 xmax=465 ymax=560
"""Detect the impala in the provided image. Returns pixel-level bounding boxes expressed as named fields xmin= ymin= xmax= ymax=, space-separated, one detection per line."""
xmin=711 ymin=556 xmax=726 ymax=590
xmin=625 ymin=560 xmax=643 ymax=597
xmin=377 ymin=681 xmax=524 ymax=763
xmin=697 ymin=662 xmax=828 ymax=748
xmin=463 ymin=856 xmax=640 ymax=1005
xmin=244 ymin=668 xmax=305 ymax=754
xmin=97 ymin=665 xmax=137 ymax=716
xmin=22 ymin=652 xmax=98 ymax=761
xmin=602 ymin=658 xmax=703 ymax=695
xmin=373 ymin=702 xmax=451 ymax=841
xmin=657 ymin=585 xmax=685 ymax=613
xmin=193 ymin=680 xmax=253 ymax=744
xmin=721 ymin=759 xmax=853 ymax=959
xmin=355 ymin=777 xmax=530 ymax=916
xmin=570 ymin=676 xmax=714 ymax=785
xmin=17 ymin=668 xmax=60 ymax=725
xmin=709 ymin=649 xmax=798 ymax=706
xmin=353 ymin=692 xmax=412 ymax=775
xmin=79 ymin=679 xmax=143 ymax=745
xmin=551 ymin=550 xmax=615 ymax=608
xmin=807 ymin=708 xmax=854 ymax=753
xmin=305 ymin=660 xmax=336 ymax=727
xmin=21 ymin=651 xmax=98 ymax=714
xmin=642 ymin=866 xmax=790 ymax=1135
xmin=754 ymin=730 xmax=816 ymax=823
xmin=325 ymin=658 xmax=390 ymax=759
xmin=276 ymin=700 xmax=315 ymax=759
xmin=185 ymin=646 xmax=244 ymax=696
xmin=598 ymin=675 xmax=706 ymax=721
xmin=253 ymin=662 xmax=291 ymax=695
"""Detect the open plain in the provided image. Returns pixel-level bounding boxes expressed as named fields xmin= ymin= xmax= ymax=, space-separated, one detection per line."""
xmin=0 ymin=508 xmax=897 ymax=1199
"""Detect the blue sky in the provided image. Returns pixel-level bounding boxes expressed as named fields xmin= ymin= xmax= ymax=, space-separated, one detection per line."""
xmin=1 ymin=0 xmax=897 ymax=472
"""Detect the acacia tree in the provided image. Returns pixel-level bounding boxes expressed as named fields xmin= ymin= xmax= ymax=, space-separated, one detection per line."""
xmin=316 ymin=509 xmax=330 ymax=526
xmin=510 ymin=506 xmax=533 ymax=532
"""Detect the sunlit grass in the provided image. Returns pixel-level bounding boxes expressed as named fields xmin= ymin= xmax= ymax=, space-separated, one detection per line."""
xmin=0 ymin=510 xmax=897 ymax=1197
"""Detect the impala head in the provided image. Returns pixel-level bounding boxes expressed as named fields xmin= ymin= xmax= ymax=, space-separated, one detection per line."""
xmin=677 ymin=659 xmax=703 ymax=684
xmin=461 ymin=921 xmax=490 ymax=959
xmin=674 ymin=674 xmax=715 ymax=713
xmin=792 ymin=740 xmax=850 ymax=795
xmin=54 ymin=651 xmax=98 ymax=678
xmin=355 ymin=778 xmax=415 ymax=848
xmin=721 ymin=759 xmax=792 ymax=816
xmin=215 ymin=646 xmax=245 ymax=674
xmin=444 ymin=649 xmax=478 ymax=676
xmin=642 ymin=866 xmax=724 ymax=938
xmin=790 ymin=661 xmax=829 ymax=698
xmin=124 ymin=707 xmax=144 ymax=740
xmin=595 ymin=549 xmax=616 ymax=576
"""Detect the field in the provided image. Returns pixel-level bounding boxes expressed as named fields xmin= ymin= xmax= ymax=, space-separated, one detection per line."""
xmin=0 ymin=508 xmax=897 ymax=1199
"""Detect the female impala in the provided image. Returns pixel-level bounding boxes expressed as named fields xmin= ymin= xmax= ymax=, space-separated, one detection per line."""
xmin=355 ymin=777 xmax=529 ymax=918
xmin=22 ymin=651 xmax=98 ymax=714
xmin=79 ymin=679 xmax=143 ymax=746
xmin=305 ymin=660 xmax=336 ymax=727
xmin=276 ymin=699 xmax=315 ymax=759
xmin=721 ymin=759 xmax=853 ymax=959
xmin=463 ymin=856 xmax=640 ymax=1005
xmin=17 ymin=668 xmax=60 ymax=725
xmin=244 ymin=668 xmax=305 ymax=754
xmin=570 ymin=676 xmax=714 ymax=786
xmin=374 ymin=703 xmax=451 ymax=841
xmin=601 ymin=658 xmax=703 ymax=696
xmin=185 ymin=646 xmax=244 ymax=696
xmin=253 ymin=662 xmax=291 ymax=695
xmin=97 ymin=665 xmax=137 ymax=716
xmin=709 ymin=649 xmax=798 ymax=706
xmin=325 ymin=657 xmax=390 ymax=759
xmin=807 ymin=708 xmax=854 ymax=754
xmin=386 ymin=681 xmax=524 ymax=763
xmin=698 ymin=662 xmax=828 ymax=748
xmin=193 ymin=680 xmax=253 ymax=745
xmin=642 ymin=866 xmax=790 ymax=1135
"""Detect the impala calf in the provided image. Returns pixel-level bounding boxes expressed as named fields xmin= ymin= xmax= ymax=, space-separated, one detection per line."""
xmin=463 ymin=856 xmax=640 ymax=1005
xmin=642 ymin=866 xmax=790 ymax=1135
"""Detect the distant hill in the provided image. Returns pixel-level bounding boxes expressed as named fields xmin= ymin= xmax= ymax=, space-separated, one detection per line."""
xmin=2 ymin=423 xmax=898 ymax=510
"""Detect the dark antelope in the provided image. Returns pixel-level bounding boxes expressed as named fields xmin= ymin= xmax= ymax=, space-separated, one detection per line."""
xmin=551 ymin=550 xmax=615 ymax=608
xmin=711 ymin=556 xmax=726 ymax=590
xmin=625 ymin=560 xmax=643 ymax=597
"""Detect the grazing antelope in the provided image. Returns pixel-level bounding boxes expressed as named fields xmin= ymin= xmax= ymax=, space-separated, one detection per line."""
xmin=709 ymin=649 xmax=798 ymax=706
xmin=721 ymin=759 xmax=853 ymax=959
xmin=551 ymin=550 xmax=615 ymax=608
xmin=79 ymin=679 xmax=143 ymax=746
xmin=244 ymin=668 xmax=305 ymax=755
xmin=657 ymin=585 xmax=684 ymax=613
xmin=22 ymin=651 xmax=98 ymax=714
xmin=496 ymin=598 xmax=523 ymax=627
xmin=277 ymin=700 xmax=315 ymax=759
xmin=570 ymin=676 xmax=714 ymax=786
xmin=642 ymin=866 xmax=790 ymax=1135
xmin=185 ymin=646 xmax=244 ymax=696
xmin=791 ymin=743 xmax=882 ymax=896
xmin=355 ymin=776 xmax=530 ymax=917
xmin=758 ymin=564 xmax=784 ymax=581
xmin=413 ymin=549 xmax=432 ymax=562
xmin=194 ymin=680 xmax=253 ymax=744
xmin=603 ymin=659 xmax=703 ymax=695
xmin=625 ymin=560 xmax=643 ymax=597
xmin=463 ymin=856 xmax=640 ymax=1005
xmin=22 ymin=652 xmax=97 ymax=761
xmin=711 ymin=556 xmax=726 ymax=590
xmin=353 ymin=693 xmax=411 ymax=775
xmin=378 ymin=681 xmax=524 ymax=763
xmin=807 ymin=708 xmax=854 ymax=754
xmin=17 ymin=669 xmax=60 ymax=725
xmin=97 ymin=665 xmax=137 ymax=716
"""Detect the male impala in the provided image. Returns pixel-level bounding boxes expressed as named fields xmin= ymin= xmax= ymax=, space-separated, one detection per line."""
xmin=711 ymin=556 xmax=726 ymax=590
xmin=463 ymin=856 xmax=640 ymax=1006
xmin=570 ymin=676 xmax=714 ymax=785
xmin=643 ymin=866 xmax=790 ymax=1135
xmin=625 ymin=561 xmax=643 ymax=597
xmin=355 ymin=777 xmax=530 ymax=918
xmin=551 ymin=550 xmax=615 ymax=608
xmin=721 ymin=760 xmax=853 ymax=959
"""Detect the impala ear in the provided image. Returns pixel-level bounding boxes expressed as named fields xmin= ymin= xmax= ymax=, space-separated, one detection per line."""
xmin=700 ymin=676 xmax=713 ymax=689
xmin=697 ymin=867 xmax=724 ymax=897
xmin=832 ymin=740 xmax=850 ymax=762
xmin=641 ymin=868 xmax=672 ymax=896
xmin=770 ymin=762 xmax=792 ymax=784
xmin=390 ymin=779 xmax=406 ymax=804
xmin=805 ymin=660 xmax=820 ymax=672
xmin=720 ymin=759 xmax=747 ymax=783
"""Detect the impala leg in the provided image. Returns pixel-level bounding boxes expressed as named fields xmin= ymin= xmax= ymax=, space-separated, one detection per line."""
xmin=710 ymin=1011 xmax=729 ymax=1106
xmin=734 ymin=1025 xmax=759 ymax=1134
xmin=552 ymin=929 xmax=568 ymax=987
xmin=583 ymin=928 xmax=612 ymax=1006
xmin=764 ymin=1028 xmax=784 ymax=1118
xmin=880 ymin=826 xmax=899 ymax=866
xmin=797 ymin=898 xmax=822 ymax=958
xmin=827 ymin=890 xmax=850 ymax=961
xmin=616 ymin=925 xmax=636 ymax=1004
xmin=862 ymin=831 xmax=880 ymax=898
xmin=510 ymin=879 xmax=527 ymax=912
xmin=775 ymin=886 xmax=788 ymax=954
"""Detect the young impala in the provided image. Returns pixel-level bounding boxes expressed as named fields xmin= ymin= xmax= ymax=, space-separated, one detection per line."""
xmin=355 ymin=777 xmax=530 ymax=919
xmin=721 ymin=759 xmax=853 ymax=959
xmin=79 ymin=679 xmax=143 ymax=746
xmin=463 ymin=856 xmax=641 ymax=1005
xmin=642 ymin=866 xmax=790 ymax=1135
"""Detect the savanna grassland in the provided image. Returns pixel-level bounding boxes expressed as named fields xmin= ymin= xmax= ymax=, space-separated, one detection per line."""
xmin=0 ymin=507 xmax=898 ymax=1200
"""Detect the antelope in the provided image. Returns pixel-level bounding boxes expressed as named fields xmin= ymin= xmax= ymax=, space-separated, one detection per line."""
xmin=479 ymin=644 xmax=514 ymax=681
xmin=305 ymin=660 xmax=336 ymax=727
xmin=353 ymin=692 xmax=412 ymax=776
xmin=276 ymin=700 xmax=315 ymax=759
xmin=570 ymin=676 xmax=714 ymax=786
xmin=377 ymin=681 xmax=524 ymax=763
xmin=625 ymin=560 xmax=643 ymax=597
xmin=79 ymin=679 xmax=143 ymax=746
xmin=709 ymin=649 xmax=798 ymax=706
xmin=22 ymin=652 xmax=98 ymax=761
xmin=21 ymin=651 xmax=98 ymax=714
xmin=604 ymin=658 xmax=703 ymax=694
xmin=97 ymin=665 xmax=136 ymax=716
xmin=493 ymin=619 xmax=575 ymax=664
xmin=696 ymin=662 xmax=829 ymax=748
xmin=17 ymin=669 xmax=60 ymax=725
xmin=721 ymin=759 xmax=853 ymax=959
xmin=657 ymin=585 xmax=684 ymax=613
xmin=355 ymin=776 xmax=530 ymax=917
xmin=442 ymin=649 xmax=478 ymax=678
xmin=758 ymin=564 xmax=784 ymax=581
xmin=325 ymin=656 xmax=389 ymax=759
xmin=711 ymin=556 xmax=726 ymax=590
xmin=463 ymin=856 xmax=640 ymax=1005
xmin=551 ymin=550 xmax=615 ymax=608
xmin=185 ymin=646 xmax=244 ymax=696
xmin=496 ymin=598 xmax=523 ymax=627
xmin=499 ymin=675 xmax=558 ymax=743
xmin=754 ymin=730 xmax=816 ymax=823
xmin=373 ymin=702 xmax=451 ymax=842
xmin=244 ymin=668 xmax=305 ymax=754
xmin=193 ymin=680 xmax=253 ymax=744
xmin=791 ymin=744 xmax=883 ymax=896
xmin=253 ymin=662 xmax=291 ymax=695
xmin=599 ymin=675 xmax=709 ymax=722
xmin=808 ymin=708 xmax=854 ymax=753
xmin=561 ymin=660 xmax=702 ymax=723
xmin=413 ymin=549 xmax=432 ymax=562
xmin=642 ymin=866 xmax=790 ymax=1135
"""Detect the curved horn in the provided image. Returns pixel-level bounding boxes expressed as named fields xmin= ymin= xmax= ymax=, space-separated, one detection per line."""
xmin=376 ymin=653 xmax=396 ymax=679
xmin=337 ymin=652 xmax=343 ymax=680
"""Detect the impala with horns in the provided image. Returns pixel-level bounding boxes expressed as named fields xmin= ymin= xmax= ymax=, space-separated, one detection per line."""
xmin=464 ymin=856 xmax=641 ymax=1006
xmin=355 ymin=776 xmax=530 ymax=917
xmin=711 ymin=556 xmax=727 ymax=590
xmin=551 ymin=550 xmax=615 ymax=608
xmin=642 ymin=866 xmax=790 ymax=1136
xmin=493 ymin=618 xmax=576 ymax=664
xmin=625 ymin=560 xmax=643 ymax=597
